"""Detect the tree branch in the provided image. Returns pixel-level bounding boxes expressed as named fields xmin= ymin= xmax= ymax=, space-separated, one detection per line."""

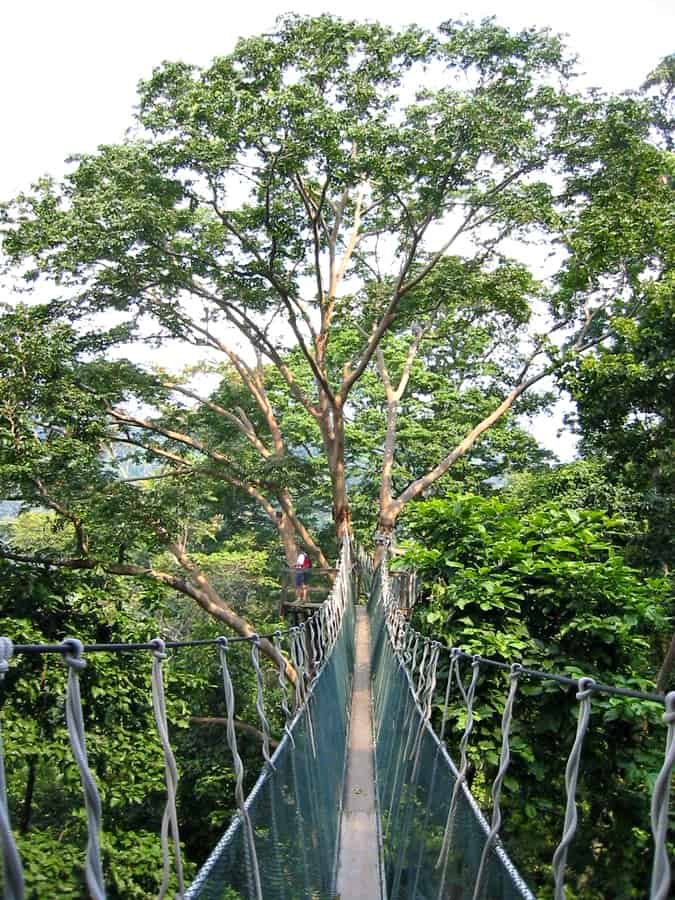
xmin=190 ymin=717 xmax=280 ymax=748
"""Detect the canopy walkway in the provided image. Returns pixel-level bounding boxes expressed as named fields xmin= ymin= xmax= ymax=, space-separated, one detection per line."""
xmin=1 ymin=540 xmax=673 ymax=899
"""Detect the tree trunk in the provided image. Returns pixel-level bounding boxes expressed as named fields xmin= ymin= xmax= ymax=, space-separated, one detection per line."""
xmin=277 ymin=509 xmax=299 ymax=565
xmin=328 ymin=400 xmax=352 ymax=539
xmin=656 ymin=631 xmax=675 ymax=692
xmin=20 ymin=755 xmax=37 ymax=834
xmin=166 ymin=542 xmax=297 ymax=683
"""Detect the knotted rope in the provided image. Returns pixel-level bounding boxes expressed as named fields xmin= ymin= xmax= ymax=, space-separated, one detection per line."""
xmin=62 ymin=638 xmax=106 ymax=900
xmin=149 ymin=639 xmax=184 ymax=900
xmin=552 ymin=676 xmax=595 ymax=900
xmin=0 ymin=638 xmax=24 ymax=900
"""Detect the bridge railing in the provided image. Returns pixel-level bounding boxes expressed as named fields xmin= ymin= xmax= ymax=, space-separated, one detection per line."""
xmin=365 ymin=546 xmax=675 ymax=900
xmin=185 ymin=537 xmax=357 ymax=900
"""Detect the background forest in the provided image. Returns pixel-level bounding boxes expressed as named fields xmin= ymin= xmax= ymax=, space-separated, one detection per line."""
xmin=0 ymin=15 xmax=673 ymax=899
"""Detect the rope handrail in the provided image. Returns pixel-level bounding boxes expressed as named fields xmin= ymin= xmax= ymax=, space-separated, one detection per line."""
xmin=373 ymin=546 xmax=675 ymax=900
xmin=16 ymin=634 xmax=662 ymax=704
xmin=1 ymin=540 xmax=356 ymax=899
xmin=9 ymin=630 xmax=294 ymax=656
xmin=378 ymin=628 xmax=667 ymax=704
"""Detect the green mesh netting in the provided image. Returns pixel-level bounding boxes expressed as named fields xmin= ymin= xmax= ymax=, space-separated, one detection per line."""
xmin=185 ymin=571 xmax=355 ymax=900
xmin=368 ymin=564 xmax=535 ymax=900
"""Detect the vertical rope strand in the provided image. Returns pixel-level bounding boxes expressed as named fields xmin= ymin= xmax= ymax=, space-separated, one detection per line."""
xmin=0 ymin=638 xmax=24 ymax=900
xmin=390 ymin=642 xmax=440 ymax=899
xmin=273 ymin=632 xmax=295 ymax=748
xmin=217 ymin=638 xmax=263 ymax=900
xmin=436 ymin=656 xmax=481 ymax=899
xmin=250 ymin=637 xmax=274 ymax=769
xmin=649 ymin=691 xmax=675 ymax=900
xmin=410 ymin=647 xmax=459 ymax=899
xmin=61 ymin=638 xmax=106 ymax=900
xmin=552 ymin=677 xmax=595 ymax=900
xmin=472 ymin=663 xmax=522 ymax=900
xmin=149 ymin=639 xmax=185 ymax=900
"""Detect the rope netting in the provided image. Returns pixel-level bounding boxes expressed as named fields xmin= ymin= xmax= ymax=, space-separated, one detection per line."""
xmin=365 ymin=546 xmax=675 ymax=900
xmin=365 ymin=555 xmax=534 ymax=900
xmin=0 ymin=539 xmax=356 ymax=899
xmin=184 ymin=537 xmax=356 ymax=899
xmin=2 ymin=538 xmax=673 ymax=899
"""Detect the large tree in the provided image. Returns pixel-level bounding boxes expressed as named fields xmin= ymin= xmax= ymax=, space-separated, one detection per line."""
xmin=1 ymin=16 xmax=670 ymax=585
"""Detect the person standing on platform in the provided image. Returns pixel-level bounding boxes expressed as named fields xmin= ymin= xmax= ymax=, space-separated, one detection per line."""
xmin=294 ymin=550 xmax=311 ymax=601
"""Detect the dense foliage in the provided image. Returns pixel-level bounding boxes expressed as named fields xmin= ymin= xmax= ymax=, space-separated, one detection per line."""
xmin=0 ymin=12 xmax=672 ymax=898
xmin=0 ymin=544 xmax=283 ymax=897
xmin=399 ymin=494 xmax=671 ymax=898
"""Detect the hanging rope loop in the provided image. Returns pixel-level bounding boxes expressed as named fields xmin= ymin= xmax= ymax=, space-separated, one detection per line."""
xmin=0 ymin=637 xmax=24 ymax=900
xmin=551 ymin=676 xmax=595 ymax=900
xmin=273 ymin=631 xmax=295 ymax=748
xmin=472 ymin=661 xmax=522 ymax=900
xmin=250 ymin=635 xmax=275 ymax=770
xmin=649 ymin=690 xmax=675 ymax=900
xmin=60 ymin=637 xmax=106 ymax=900
xmin=149 ymin=637 xmax=185 ymax=900
xmin=217 ymin=636 xmax=263 ymax=900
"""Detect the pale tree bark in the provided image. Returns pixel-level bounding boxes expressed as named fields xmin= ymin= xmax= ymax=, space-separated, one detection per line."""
xmin=374 ymin=328 xmax=428 ymax=564
xmin=372 ymin=329 xmax=611 ymax=552
xmin=107 ymin=401 xmax=329 ymax=566
xmin=0 ymin=478 xmax=297 ymax=681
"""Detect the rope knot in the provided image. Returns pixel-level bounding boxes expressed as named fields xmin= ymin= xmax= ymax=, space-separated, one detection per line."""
xmin=0 ymin=636 xmax=13 ymax=678
xmin=251 ymin=633 xmax=260 ymax=646
xmin=62 ymin=637 xmax=87 ymax=670
xmin=576 ymin=676 xmax=595 ymax=701
xmin=216 ymin=635 xmax=228 ymax=650
xmin=510 ymin=662 xmax=523 ymax=679
xmin=150 ymin=637 xmax=167 ymax=660
xmin=450 ymin=647 xmax=461 ymax=661
xmin=663 ymin=691 xmax=675 ymax=725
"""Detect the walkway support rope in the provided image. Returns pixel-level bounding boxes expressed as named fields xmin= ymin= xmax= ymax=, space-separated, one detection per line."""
xmin=217 ymin=637 xmax=263 ymax=900
xmin=0 ymin=638 xmax=24 ymax=900
xmin=551 ymin=677 xmax=595 ymax=900
xmin=62 ymin=638 xmax=106 ymax=900
xmin=150 ymin=638 xmax=185 ymax=900
xmin=472 ymin=663 xmax=522 ymax=900
xmin=650 ymin=691 xmax=675 ymax=900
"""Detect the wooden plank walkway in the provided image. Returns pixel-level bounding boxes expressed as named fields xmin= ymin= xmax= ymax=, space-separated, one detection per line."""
xmin=335 ymin=606 xmax=384 ymax=899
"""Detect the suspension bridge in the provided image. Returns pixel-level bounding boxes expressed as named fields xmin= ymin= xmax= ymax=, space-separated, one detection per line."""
xmin=0 ymin=539 xmax=673 ymax=899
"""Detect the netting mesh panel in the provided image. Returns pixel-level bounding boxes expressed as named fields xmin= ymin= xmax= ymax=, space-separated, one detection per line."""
xmin=369 ymin=569 xmax=534 ymax=900
xmin=186 ymin=587 xmax=355 ymax=900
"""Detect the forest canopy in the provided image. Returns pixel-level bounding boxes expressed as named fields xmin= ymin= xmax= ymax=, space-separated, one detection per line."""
xmin=0 ymin=14 xmax=673 ymax=899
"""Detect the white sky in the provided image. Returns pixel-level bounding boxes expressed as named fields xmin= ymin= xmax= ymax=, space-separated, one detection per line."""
xmin=1 ymin=0 xmax=673 ymax=460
